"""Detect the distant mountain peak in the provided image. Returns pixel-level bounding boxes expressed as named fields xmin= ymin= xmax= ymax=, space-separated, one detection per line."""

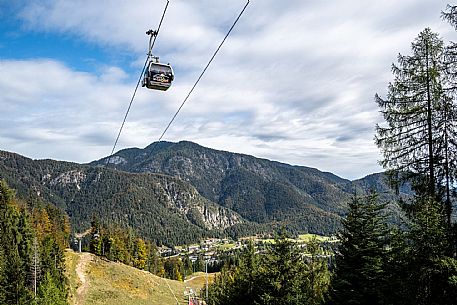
xmin=1 ymin=143 xmax=407 ymax=245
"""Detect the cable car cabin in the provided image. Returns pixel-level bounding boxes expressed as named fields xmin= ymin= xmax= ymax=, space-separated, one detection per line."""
xmin=142 ymin=61 xmax=174 ymax=91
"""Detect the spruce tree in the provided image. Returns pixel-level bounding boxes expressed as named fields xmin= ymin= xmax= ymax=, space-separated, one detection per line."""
xmin=302 ymin=239 xmax=331 ymax=305
xmin=89 ymin=217 xmax=102 ymax=255
xmin=18 ymin=210 xmax=34 ymax=295
xmin=206 ymin=241 xmax=261 ymax=305
xmin=146 ymin=243 xmax=159 ymax=274
xmin=207 ymin=235 xmax=330 ymax=305
xmin=329 ymin=193 xmax=388 ymax=305
xmin=36 ymin=271 xmax=67 ymax=305
xmin=30 ymin=237 xmax=41 ymax=299
xmin=404 ymin=197 xmax=457 ymax=305
xmin=182 ymin=255 xmax=193 ymax=278
xmin=259 ymin=233 xmax=308 ymax=305
xmin=0 ymin=181 xmax=33 ymax=304
xmin=382 ymin=227 xmax=412 ymax=305
xmin=206 ymin=265 xmax=236 ymax=305
xmin=0 ymin=181 xmax=69 ymax=304
xmin=231 ymin=241 xmax=261 ymax=305
xmin=0 ymin=246 xmax=5 ymax=304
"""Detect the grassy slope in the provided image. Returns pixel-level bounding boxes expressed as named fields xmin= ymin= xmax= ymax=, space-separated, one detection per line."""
xmin=65 ymin=250 xmax=213 ymax=305
xmin=66 ymin=250 xmax=80 ymax=305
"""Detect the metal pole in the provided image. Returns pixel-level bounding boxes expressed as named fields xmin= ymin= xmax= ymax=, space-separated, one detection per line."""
xmin=205 ymin=259 xmax=208 ymax=303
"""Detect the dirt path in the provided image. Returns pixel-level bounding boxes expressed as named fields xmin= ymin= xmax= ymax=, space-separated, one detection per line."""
xmin=75 ymin=253 xmax=92 ymax=305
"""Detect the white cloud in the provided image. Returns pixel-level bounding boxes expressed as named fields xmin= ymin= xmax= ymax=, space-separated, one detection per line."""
xmin=1 ymin=0 xmax=454 ymax=179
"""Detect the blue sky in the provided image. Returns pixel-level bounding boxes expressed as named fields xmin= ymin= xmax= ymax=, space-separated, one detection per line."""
xmin=0 ymin=0 xmax=453 ymax=179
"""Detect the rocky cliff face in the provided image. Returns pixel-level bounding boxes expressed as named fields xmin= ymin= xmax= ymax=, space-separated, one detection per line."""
xmin=0 ymin=150 xmax=243 ymax=245
xmin=42 ymin=167 xmax=243 ymax=232
xmin=48 ymin=170 xmax=86 ymax=190
xmin=93 ymin=141 xmax=363 ymax=225
xmin=151 ymin=178 xmax=242 ymax=230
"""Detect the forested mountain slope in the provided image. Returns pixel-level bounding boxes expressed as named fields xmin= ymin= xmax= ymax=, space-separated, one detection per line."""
xmin=93 ymin=141 xmax=352 ymax=221
xmin=0 ymin=150 xmax=243 ymax=245
xmin=93 ymin=141 xmax=410 ymax=233
xmin=1 ymin=141 xmax=408 ymax=244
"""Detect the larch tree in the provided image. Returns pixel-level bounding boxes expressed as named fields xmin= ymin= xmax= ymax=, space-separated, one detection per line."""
xmin=133 ymin=238 xmax=148 ymax=270
xmin=442 ymin=5 xmax=457 ymax=30
xmin=30 ymin=237 xmax=41 ymax=299
xmin=374 ymin=23 xmax=457 ymax=304
xmin=375 ymin=28 xmax=457 ymax=225
xmin=442 ymin=1 xmax=457 ymax=262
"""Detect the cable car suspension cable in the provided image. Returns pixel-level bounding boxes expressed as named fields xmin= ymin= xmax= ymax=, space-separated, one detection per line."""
xmin=144 ymin=0 xmax=250 ymax=158
xmin=107 ymin=0 xmax=170 ymax=163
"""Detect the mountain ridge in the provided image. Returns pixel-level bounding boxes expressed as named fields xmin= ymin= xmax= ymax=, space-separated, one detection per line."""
xmin=0 ymin=141 xmax=407 ymax=245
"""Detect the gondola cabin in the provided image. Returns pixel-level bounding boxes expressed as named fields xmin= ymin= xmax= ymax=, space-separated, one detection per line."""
xmin=142 ymin=60 xmax=174 ymax=91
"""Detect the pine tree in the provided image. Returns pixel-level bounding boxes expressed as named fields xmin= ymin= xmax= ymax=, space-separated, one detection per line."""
xmin=329 ymin=193 xmax=388 ymax=305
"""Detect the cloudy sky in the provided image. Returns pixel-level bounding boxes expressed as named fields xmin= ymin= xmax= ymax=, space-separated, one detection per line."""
xmin=0 ymin=0 xmax=454 ymax=180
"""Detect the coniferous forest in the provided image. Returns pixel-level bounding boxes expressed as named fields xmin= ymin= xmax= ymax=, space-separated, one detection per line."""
xmin=0 ymin=180 xmax=69 ymax=305
xmin=204 ymin=6 xmax=457 ymax=305
xmin=2 ymin=4 xmax=457 ymax=305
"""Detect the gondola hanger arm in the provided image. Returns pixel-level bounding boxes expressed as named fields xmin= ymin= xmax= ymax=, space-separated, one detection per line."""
xmin=146 ymin=29 xmax=158 ymax=36
xmin=146 ymin=29 xmax=158 ymax=56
